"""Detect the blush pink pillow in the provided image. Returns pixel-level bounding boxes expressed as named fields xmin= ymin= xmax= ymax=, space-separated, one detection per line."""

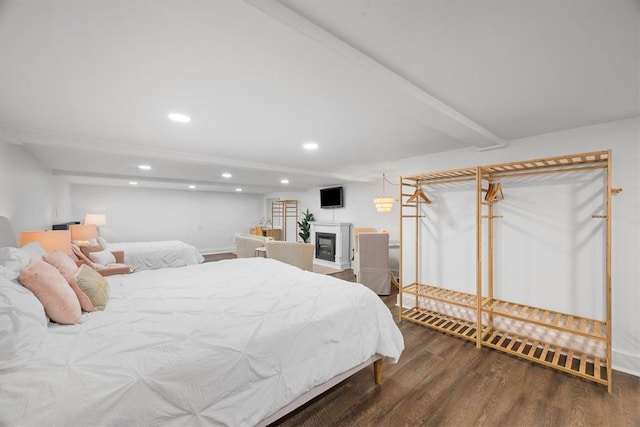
xmin=43 ymin=251 xmax=78 ymax=282
xmin=44 ymin=251 xmax=96 ymax=313
xmin=19 ymin=259 xmax=82 ymax=324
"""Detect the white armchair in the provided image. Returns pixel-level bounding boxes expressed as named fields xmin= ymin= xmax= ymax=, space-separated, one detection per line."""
xmin=354 ymin=232 xmax=393 ymax=295
xmin=234 ymin=233 xmax=270 ymax=258
xmin=265 ymin=241 xmax=314 ymax=271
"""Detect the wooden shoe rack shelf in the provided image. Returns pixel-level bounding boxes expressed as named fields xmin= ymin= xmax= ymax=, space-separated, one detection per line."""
xmin=398 ymin=150 xmax=620 ymax=391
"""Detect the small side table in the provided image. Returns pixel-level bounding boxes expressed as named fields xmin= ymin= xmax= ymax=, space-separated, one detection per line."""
xmin=254 ymin=247 xmax=267 ymax=258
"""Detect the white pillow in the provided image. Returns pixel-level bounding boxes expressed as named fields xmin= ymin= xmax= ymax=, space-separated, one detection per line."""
xmin=96 ymin=236 xmax=108 ymax=250
xmin=0 ymin=272 xmax=48 ymax=372
xmin=0 ymin=243 xmax=49 ymax=280
xmin=20 ymin=242 xmax=48 ymax=260
xmin=88 ymin=250 xmax=116 ymax=266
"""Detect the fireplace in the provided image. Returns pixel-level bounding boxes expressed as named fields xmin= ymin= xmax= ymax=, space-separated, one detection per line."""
xmin=310 ymin=222 xmax=352 ymax=269
xmin=315 ymin=232 xmax=336 ymax=262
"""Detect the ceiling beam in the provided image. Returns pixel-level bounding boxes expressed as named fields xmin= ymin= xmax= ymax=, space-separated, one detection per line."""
xmin=245 ymin=0 xmax=505 ymax=149
xmin=1 ymin=125 xmax=370 ymax=183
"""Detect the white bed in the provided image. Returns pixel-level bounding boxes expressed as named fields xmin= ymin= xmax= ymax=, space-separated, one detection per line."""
xmin=0 ymin=256 xmax=404 ymax=426
xmin=105 ymin=240 xmax=204 ymax=271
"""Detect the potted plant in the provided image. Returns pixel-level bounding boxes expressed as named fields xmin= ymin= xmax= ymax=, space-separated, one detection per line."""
xmin=297 ymin=208 xmax=314 ymax=243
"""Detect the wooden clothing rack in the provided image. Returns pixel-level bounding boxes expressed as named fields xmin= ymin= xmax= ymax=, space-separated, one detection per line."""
xmin=398 ymin=150 xmax=620 ymax=391
xmin=271 ymin=200 xmax=298 ymax=242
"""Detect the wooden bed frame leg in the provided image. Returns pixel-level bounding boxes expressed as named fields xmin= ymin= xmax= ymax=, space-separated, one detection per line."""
xmin=374 ymin=359 xmax=383 ymax=384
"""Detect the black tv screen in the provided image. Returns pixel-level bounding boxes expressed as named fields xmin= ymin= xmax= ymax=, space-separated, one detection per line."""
xmin=320 ymin=186 xmax=344 ymax=209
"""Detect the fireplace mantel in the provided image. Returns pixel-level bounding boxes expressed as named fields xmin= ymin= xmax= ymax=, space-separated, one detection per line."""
xmin=310 ymin=222 xmax=352 ymax=270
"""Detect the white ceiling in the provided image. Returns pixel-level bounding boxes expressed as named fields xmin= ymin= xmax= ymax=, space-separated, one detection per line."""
xmin=1 ymin=0 xmax=637 ymax=193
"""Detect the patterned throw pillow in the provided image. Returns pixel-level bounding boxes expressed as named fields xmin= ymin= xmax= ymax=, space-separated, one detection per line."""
xmin=43 ymin=251 xmax=96 ymax=312
xmin=74 ymin=265 xmax=110 ymax=310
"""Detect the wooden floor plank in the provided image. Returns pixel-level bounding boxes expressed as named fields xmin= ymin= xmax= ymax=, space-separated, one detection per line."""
xmin=204 ymin=256 xmax=640 ymax=427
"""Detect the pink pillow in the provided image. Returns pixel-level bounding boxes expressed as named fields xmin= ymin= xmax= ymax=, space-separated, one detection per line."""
xmin=19 ymin=260 xmax=82 ymax=325
xmin=43 ymin=251 xmax=78 ymax=282
xmin=43 ymin=251 xmax=96 ymax=313
xmin=71 ymin=243 xmax=96 ymax=268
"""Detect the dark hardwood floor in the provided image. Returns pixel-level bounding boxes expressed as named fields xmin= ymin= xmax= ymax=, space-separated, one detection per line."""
xmin=203 ymin=253 xmax=237 ymax=262
xmin=204 ymin=253 xmax=640 ymax=426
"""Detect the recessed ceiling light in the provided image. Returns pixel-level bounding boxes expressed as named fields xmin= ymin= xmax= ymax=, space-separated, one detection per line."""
xmin=129 ymin=181 xmax=138 ymax=185
xmin=188 ymin=185 xmax=196 ymax=189
xmin=138 ymin=164 xmax=152 ymax=170
xmin=235 ymin=188 xmax=242 ymax=192
xmin=222 ymin=173 xmax=232 ymax=179
xmin=168 ymin=113 xmax=191 ymax=123
xmin=281 ymin=179 xmax=289 ymax=184
xmin=303 ymin=142 xmax=318 ymax=150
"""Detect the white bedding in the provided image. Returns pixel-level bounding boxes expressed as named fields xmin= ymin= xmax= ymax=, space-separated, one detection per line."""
xmin=1 ymin=258 xmax=404 ymax=426
xmin=106 ymin=240 xmax=204 ymax=271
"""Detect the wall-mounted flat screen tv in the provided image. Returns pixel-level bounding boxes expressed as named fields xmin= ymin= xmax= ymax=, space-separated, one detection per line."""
xmin=320 ymin=186 xmax=344 ymax=209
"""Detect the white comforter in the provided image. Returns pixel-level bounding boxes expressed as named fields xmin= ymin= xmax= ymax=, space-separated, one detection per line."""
xmin=106 ymin=240 xmax=204 ymax=271
xmin=1 ymin=258 xmax=404 ymax=426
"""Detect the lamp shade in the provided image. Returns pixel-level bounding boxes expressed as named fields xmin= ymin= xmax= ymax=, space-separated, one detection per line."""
xmin=84 ymin=214 xmax=106 ymax=225
xmin=19 ymin=230 xmax=72 ymax=255
xmin=70 ymin=224 xmax=98 ymax=241
xmin=373 ymin=197 xmax=394 ymax=212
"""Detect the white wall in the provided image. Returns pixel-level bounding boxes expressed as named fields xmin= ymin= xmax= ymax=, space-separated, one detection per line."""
xmin=267 ymin=182 xmax=400 ymax=234
xmin=399 ymin=117 xmax=639 ymax=376
xmin=4 ymin=118 xmax=638 ymax=376
xmin=0 ymin=141 xmax=72 ymax=235
xmin=71 ymin=185 xmax=264 ymax=254
xmin=265 ymin=180 xmax=401 ymax=265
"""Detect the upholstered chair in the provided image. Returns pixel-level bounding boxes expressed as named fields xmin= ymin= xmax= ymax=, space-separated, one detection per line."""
xmin=355 ymin=232 xmax=392 ymax=295
xmin=265 ymin=241 xmax=314 ymax=271
xmin=352 ymin=227 xmax=376 ymax=273
xmin=235 ymin=233 xmax=270 ymax=258
xmin=71 ymin=244 xmax=134 ymax=276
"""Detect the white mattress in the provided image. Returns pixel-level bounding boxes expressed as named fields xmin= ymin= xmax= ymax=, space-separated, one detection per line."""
xmin=1 ymin=258 xmax=404 ymax=426
xmin=106 ymin=240 xmax=204 ymax=271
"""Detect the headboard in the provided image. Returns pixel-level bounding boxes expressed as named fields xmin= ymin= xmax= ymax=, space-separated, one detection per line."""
xmin=0 ymin=216 xmax=17 ymax=247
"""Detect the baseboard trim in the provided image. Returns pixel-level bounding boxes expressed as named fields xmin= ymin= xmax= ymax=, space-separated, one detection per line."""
xmin=613 ymin=350 xmax=640 ymax=377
